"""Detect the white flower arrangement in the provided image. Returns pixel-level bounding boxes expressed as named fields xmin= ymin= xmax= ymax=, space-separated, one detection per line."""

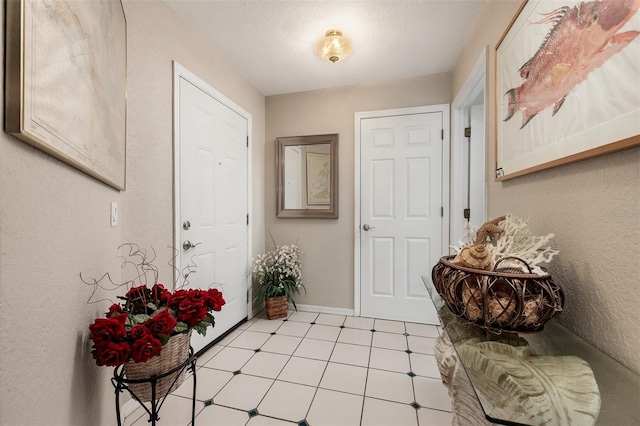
xmin=251 ymin=243 xmax=305 ymax=309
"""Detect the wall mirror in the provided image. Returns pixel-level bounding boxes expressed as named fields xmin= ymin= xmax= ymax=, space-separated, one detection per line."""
xmin=277 ymin=134 xmax=338 ymax=218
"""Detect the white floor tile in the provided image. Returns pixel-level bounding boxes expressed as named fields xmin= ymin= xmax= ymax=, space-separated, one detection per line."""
xmin=216 ymin=328 xmax=243 ymax=346
xmin=247 ymin=415 xmax=298 ymax=425
xmin=195 ymin=404 xmax=249 ymax=425
xmin=202 ymin=346 xmax=255 ymax=372
xmin=260 ymin=334 xmax=303 ymax=355
xmin=369 ymin=347 xmax=411 ymax=374
xmin=293 ymin=338 xmax=335 ymax=361
xmin=196 ymin=344 xmax=224 ymax=367
xmin=278 ymin=356 xmax=327 ymax=387
xmin=361 ymin=397 xmax=418 ymax=426
xmin=172 ymin=368 xmax=233 ymax=401
xmin=365 ymin=369 xmax=415 ymax=404
xmin=236 ymin=317 xmax=258 ymax=330
xmin=305 ymin=324 xmax=340 ymax=341
xmin=413 ymin=376 xmax=452 ymax=412
xmin=276 ymin=320 xmax=312 ymax=337
xmin=228 ymin=330 xmax=271 ymax=350
xmin=315 ymin=313 xmax=346 ymax=326
xmin=410 ymin=353 xmax=441 ymax=379
xmin=417 ymin=407 xmax=453 ymax=426
xmin=306 ymin=388 xmax=364 ymax=426
xmin=213 ymin=374 xmax=273 ymax=411
xmin=247 ymin=318 xmax=285 ymax=333
xmin=374 ymin=319 xmax=406 ymax=334
xmin=288 ymin=311 xmax=318 ymax=323
xmin=407 ymin=335 xmax=436 ymax=355
xmin=329 ymin=343 xmax=370 ymax=367
xmin=130 ymin=395 xmax=201 ymax=426
xmin=258 ymin=380 xmax=316 ymax=422
xmin=406 ymin=322 xmax=439 ymax=338
xmin=344 ymin=316 xmax=375 ymax=330
xmin=319 ymin=362 xmax=367 ymax=395
xmin=372 ymin=331 xmax=408 ymax=350
xmin=338 ymin=327 xmax=373 ymax=346
xmin=241 ymin=351 xmax=290 ymax=379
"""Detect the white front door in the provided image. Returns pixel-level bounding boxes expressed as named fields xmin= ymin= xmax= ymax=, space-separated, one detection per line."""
xmin=359 ymin=109 xmax=444 ymax=323
xmin=175 ymin=65 xmax=250 ymax=353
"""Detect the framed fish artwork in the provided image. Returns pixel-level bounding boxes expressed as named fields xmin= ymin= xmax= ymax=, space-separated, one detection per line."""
xmin=495 ymin=0 xmax=640 ymax=180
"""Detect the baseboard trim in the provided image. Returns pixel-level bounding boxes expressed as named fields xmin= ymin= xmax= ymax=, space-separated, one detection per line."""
xmin=290 ymin=303 xmax=354 ymax=316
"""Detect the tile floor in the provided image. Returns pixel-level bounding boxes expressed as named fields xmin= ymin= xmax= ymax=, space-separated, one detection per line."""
xmin=125 ymin=311 xmax=453 ymax=426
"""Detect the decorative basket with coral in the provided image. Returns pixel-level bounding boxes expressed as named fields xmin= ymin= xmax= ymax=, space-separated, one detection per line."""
xmin=432 ymin=215 xmax=564 ymax=333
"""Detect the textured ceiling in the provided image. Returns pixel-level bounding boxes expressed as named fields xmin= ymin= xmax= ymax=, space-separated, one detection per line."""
xmin=163 ymin=0 xmax=484 ymax=96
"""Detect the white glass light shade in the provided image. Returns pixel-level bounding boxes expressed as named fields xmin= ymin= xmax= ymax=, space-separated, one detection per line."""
xmin=316 ymin=29 xmax=352 ymax=63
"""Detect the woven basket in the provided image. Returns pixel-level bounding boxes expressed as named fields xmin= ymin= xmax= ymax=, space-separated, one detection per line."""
xmin=265 ymin=296 xmax=288 ymax=319
xmin=431 ymin=256 xmax=564 ymax=334
xmin=123 ymin=330 xmax=192 ymax=402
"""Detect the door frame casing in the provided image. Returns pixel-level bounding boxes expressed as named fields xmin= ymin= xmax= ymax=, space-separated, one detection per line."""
xmin=353 ymin=105 xmax=450 ymax=317
xmin=450 ymin=47 xmax=488 ymax=248
xmin=172 ymin=61 xmax=253 ymax=319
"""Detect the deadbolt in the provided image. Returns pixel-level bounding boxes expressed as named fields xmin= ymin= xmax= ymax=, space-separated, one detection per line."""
xmin=183 ymin=220 xmax=191 ymax=230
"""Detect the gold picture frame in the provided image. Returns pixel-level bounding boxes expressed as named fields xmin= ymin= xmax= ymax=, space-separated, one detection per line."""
xmin=495 ymin=0 xmax=639 ymax=181
xmin=5 ymin=0 xmax=127 ymax=190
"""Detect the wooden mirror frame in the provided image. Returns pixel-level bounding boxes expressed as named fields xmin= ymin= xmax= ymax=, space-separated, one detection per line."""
xmin=276 ymin=134 xmax=338 ymax=218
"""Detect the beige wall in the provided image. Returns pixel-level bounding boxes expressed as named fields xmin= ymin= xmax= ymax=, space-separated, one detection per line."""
xmin=265 ymin=75 xmax=450 ymax=311
xmin=451 ymin=0 xmax=640 ymax=373
xmin=0 ymin=1 xmax=265 ymax=424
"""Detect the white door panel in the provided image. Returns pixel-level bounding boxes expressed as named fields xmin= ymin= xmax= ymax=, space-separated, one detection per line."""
xmin=360 ymin=112 xmax=441 ymax=323
xmin=178 ymin=75 xmax=248 ymax=354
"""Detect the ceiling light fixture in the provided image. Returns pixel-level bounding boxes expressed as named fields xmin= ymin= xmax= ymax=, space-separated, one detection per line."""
xmin=316 ymin=29 xmax=352 ymax=63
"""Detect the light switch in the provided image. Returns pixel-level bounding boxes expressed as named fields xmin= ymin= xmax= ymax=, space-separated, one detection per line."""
xmin=110 ymin=202 xmax=118 ymax=227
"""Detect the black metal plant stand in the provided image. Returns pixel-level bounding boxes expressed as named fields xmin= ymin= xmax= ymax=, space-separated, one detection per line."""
xmin=111 ymin=347 xmax=197 ymax=426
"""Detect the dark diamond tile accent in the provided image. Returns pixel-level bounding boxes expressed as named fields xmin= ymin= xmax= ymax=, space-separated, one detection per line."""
xmin=271 ymin=332 xmax=277 ymax=335
xmin=254 ymin=348 xmax=261 ymax=353
xmin=310 ymin=322 xmax=316 ymax=325
xmin=283 ymin=319 xmax=288 ymax=321
xmin=204 ymin=399 xmax=213 ymax=407
xmin=339 ymin=325 xmax=346 ymax=329
xmin=411 ymin=402 xmax=421 ymax=410
xmin=403 ymin=332 xmax=410 ymax=336
xmin=298 ymin=421 xmax=309 ymax=426
xmin=407 ymin=371 xmax=416 ymax=377
xmin=370 ymin=329 xmax=376 ymax=332
xmin=248 ymin=409 xmax=258 ymax=418
xmin=233 ymin=370 xmax=241 ymax=375
xmin=405 ymin=349 xmax=413 ymax=354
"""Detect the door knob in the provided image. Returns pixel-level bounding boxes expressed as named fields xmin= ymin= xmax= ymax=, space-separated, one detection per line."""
xmin=362 ymin=224 xmax=376 ymax=231
xmin=183 ymin=240 xmax=202 ymax=250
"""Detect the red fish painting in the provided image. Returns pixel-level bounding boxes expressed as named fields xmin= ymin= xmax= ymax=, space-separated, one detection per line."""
xmin=504 ymin=0 xmax=640 ymax=128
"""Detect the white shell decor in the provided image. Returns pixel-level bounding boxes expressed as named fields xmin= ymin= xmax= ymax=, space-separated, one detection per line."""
xmin=451 ymin=214 xmax=559 ymax=275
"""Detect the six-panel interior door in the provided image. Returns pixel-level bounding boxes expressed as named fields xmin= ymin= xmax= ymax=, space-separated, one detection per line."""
xmin=179 ymin=77 xmax=248 ymax=353
xmin=360 ymin=112 xmax=442 ymax=323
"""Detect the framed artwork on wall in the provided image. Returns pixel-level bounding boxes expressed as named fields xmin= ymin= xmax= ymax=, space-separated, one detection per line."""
xmin=306 ymin=152 xmax=330 ymax=205
xmin=495 ymin=0 xmax=640 ymax=181
xmin=5 ymin=0 xmax=127 ymax=190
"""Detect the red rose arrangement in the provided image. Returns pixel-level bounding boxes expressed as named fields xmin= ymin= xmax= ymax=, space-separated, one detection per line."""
xmin=89 ymin=283 xmax=225 ymax=367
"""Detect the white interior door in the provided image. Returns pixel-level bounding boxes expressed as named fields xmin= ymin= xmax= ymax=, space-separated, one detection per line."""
xmin=359 ymin=111 xmax=443 ymax=323
xmin=176 ymin=69 xmax=249 ymax=354
xmin=468 ymin=104 xmax=486 ymax=227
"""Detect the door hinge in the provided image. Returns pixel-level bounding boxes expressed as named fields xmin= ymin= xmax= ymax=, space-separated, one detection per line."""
xmin=247 ymin=214 xmax=249 ymax=225
xmin=464 ymin=208 xmax=471 ymax=219
xmin=246 ymin=136 xmax=249 ymax=148
xmin=247 ymin=290 xmax=249 ymax=303
xmin=464 ymin=127 xmax=471 ymax=138
xmin=441 ymin=207 xmax=444 ymax=217
xmin=441 ymin=129 xmax=444 ymax=140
